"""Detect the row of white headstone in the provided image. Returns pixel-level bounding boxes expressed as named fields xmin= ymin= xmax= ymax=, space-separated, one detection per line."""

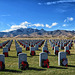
xmin=15 ymin=40 xmax=45 ymax=56
xmin=0 ymin=40 xmax=10 ymax=48
xmin=42 ymin=40 xmax=50 ymax=54
xmin=18 ymin=40 xmax=45 ymax=48
xmin=0 ymin=51 xmax=68 ymax=70
xmin=3 ymin=40 xmax=13 ymax=57
xmin=49 ymin=39 xmax=73 ymax=55
xmin=49 ymin=39 xmax=73 ymax=49
xmin=15 ymin=40 xmax=22 ymax=56
xmin=1 ymin=39 xmax=73 ymax=70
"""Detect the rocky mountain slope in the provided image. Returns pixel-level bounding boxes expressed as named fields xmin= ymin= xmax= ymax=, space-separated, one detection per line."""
xmin=0 ymin=28 xmax=75 ymax=37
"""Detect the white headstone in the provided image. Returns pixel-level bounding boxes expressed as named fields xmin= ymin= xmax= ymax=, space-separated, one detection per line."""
xmin=42 ymin=46 xmax=48 ymax=52
xmin=65 ymin=46 xmax=69 ymax=52
xmin=52 ymin=44 xmax=55 ymax=50
xmin=0 ymin=43 xmax=2 ymax=48
xmin=3 ymin=47 xmax=8 ymax=53
xmin=39 ymin=52 xmax=48 ymax=67
xmin=35 ymin=44 xmax=38 ymax=50
xmin=58 ymin=52 xmax=68 ymax=66
xmin=30 ymin=47 xmax=35 ymax=55
xmin=16 ymin=47 xmax=22 ymax=52
xmin=18 ymin=53 xmax=27 ymax=68
xmin=25 ymin=44 xmax=30 ymax=50
xmin=0 ymin=54 xmax=5 ymax=70
xmin=30 ymin=47 xmax=35 ymax=53
xmin=0 ymin=54 xmax=5 ymax=64
xmin=16 ymin=47 xmax=22 ymax=56
xmin=60 ymin=43 xmax=64 ymax=50
xmin=54 ymin=46 xmax=59 ymax=55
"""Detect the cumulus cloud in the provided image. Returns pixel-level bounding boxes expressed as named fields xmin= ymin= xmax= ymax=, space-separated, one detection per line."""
xmin=2 ymin=21 xmax=29 ymax=32
xmin=2 ymin=29 xmax=16 ymax=32
xmin=2 ymin=20 xmax=58 ymax=32
xmin=33 ymin=23 xmax=44 ymax=27
xmin=2 ymin=24 xmax=28 ymax=32
xmin=46 ymin=22 xmax=58 ymax=28
xmin=20 ymin=21 xmax=30 ymax=25
xmin=38 ymin=0 xmax=75 ymax=5
xmin=2 ymin=21 xmax=45 ymax=32
xmin=11 ymin=25 xmax=27 ymax=29
xmin=51 ymin=22 xmax=58 ymax=26
xmin=63 ymin=24 xmax=67 ymax=27
xmin=64 ymin=17 xmax=74 ymax=22
xmin=46 ymin=24 xmax=50 ymax=28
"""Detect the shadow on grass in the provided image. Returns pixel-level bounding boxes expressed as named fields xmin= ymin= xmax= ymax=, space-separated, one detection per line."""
xmin=9 ymin=56 xmax=18 ymax=58
xmin=27 ymin=56 xmax=33 ymax=57
xmin=66 ymin=54 xmax=75 ymax=56
xmin=8 ymin=50 xmax=16 ymax=52
xmin=0 ymin=69 xmax=22 ymax=73
xmin=68 ymin=65 xmax=75 ymax=67
xmin=28 ymin=67 xmax=46 ymax=71
xmin=36 ymin=49 xmax=41 ymax=51
xmin=50 ymin=66 xmax=68 ymax=69
xmin=35 ymin=55 xmax=39 ymax=56
xmin=48 ymin=55 xmax=56 ymax=56
xmin=70 ymin=54 xmax=75 ymax=55
xmin=27 ymin=55 xmax=39 ymax=57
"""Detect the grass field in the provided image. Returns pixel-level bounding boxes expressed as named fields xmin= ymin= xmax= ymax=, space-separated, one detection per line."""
xmin=0 ymin=38 xmax=75 ymax=75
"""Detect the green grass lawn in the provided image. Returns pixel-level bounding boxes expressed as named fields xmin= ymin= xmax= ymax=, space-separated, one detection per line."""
xmin=0 ymin=39 xmax=75 ymax=75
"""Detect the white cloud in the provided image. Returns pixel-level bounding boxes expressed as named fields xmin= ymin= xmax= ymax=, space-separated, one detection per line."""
xmin=33 ymin=23 xmax=44 ymax=27
xmin=51 ymin=22 xmax=58 ymax=26
xmin=38 ymin=3 xmax=42 ymax=5
xmin=11 ymin=25 xmax=27 ymax=29
xmin=46 ymin=22 xmax=58 ymax=28
xmin=64 ymin=17 xmax=74 ymax=22
xmin=10 ymin=21 xmax=30 ymax=30
xmin=2 ymin=25 xmax=27 ymax=32
xmin=64 ymin=19 xmax=67 ymax=22
xmin=38 ymin=0 xmax=75 ymax=5
xmin=68 ymin=17 xmax=74 ymax=21
xmin=2 ymin=20 xmax=58 ymax=32
xmin=2 ymin=21 xmax=29 ymax=32
xmin=45 ymin=1 xmax=58 ymax=5
xmin=63 ymin=24 xmax=67 ymax=27
xmin=46 ymin=24 xmax=50 ymax=28
xmin=2 ymin=21 xmax=45 ymax=32
xmin=20 ymin=21 xmax=30 ymax=25
xmin=2 ymin=29 xmax=16 ymax=32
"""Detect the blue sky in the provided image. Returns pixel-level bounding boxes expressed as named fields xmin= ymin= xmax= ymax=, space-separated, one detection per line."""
xmin=0 ymin=0 xmax=75 ymax=32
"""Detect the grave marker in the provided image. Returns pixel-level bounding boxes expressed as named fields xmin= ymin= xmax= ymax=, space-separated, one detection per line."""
xmin=30 ymin=47 xmax=36 ymax=56
xmin=39 ymin=52 xmax=49 ymax=68
xmin=54 ymin=46 xmax=59 ymax=55
xmin=0 ymin=54 xmax=5 ymax=70
xmin=58 ymin=52 xmax=68 ymax=66
xmin=18 ymin=53 xmax=29 ymax=70
xmin=3 ymin=47 xmax=8 ymax=57
xmin=16 ymin=47 xmax=22 ymax=56
xmin=65 ymin=46 xmax=70 ymax=55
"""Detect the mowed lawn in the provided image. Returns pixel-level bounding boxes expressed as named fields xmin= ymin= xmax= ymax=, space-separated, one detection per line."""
xmin=0 ymin=38 xmax=75 ymax=75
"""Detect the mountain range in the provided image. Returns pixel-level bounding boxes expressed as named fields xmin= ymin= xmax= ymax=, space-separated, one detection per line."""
xmin=0 ymin=28 xmax=75 ymax=37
